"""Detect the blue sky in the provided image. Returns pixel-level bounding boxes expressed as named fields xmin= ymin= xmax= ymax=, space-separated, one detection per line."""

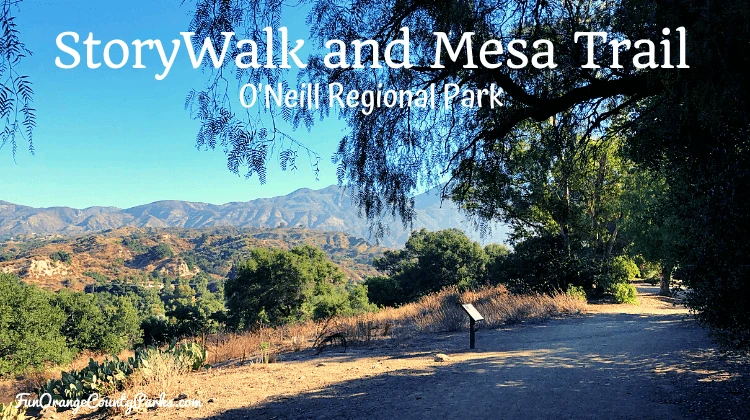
xmin=1 ymin=0 xmax=343 ymax=209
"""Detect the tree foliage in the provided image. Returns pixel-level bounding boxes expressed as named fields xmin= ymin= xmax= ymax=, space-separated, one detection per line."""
xmin=52 ymin=290 xmax=141 ymax=355
xmin=0 ymin=273 xmax=70 ymax=376
xmin=186 ymin=0 xmax=657 ymax=230
xmin=0 ymin=0 xmax=35 ymax=158
xmin=366 ymin=229 xmax=488 ymax=305
xmin=160 ymin=274 xmax=226 ymax=340
xmin=454 ymin=117 xmax=634 ymax=259
xmin=149 ymin=243 xmax=174 ymax=261
xmin=50 ymin=250 xmax=73 ymax=264
xmin=225 ymin=245 xmax=371 ymax=329
xmin=186 ymin=0 xmax=750 ymax=346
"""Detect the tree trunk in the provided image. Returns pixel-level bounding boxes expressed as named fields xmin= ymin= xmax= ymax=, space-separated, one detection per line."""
xmin=660 ymin=262 xmax=674 ymax=296
xmin=605 ymin=224 xmax=620 ymax=259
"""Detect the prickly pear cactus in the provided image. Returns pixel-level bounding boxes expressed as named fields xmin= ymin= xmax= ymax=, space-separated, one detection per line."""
xmin=0 ymin=401 xmax=29 ymax=420
xmin=36 ymin=356 xmax=138 ymax=411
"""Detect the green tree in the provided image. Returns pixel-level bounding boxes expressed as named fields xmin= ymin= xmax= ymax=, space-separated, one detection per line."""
xmin=225 ymin=245 xmax=352 ymax=329
xmin=453 ymin=118 xmax=634 ymax=262
xmin=484 ymin=243 xmax=510 ymax=285
xmin=0 ymin=274 xmax=70 ymax=376
xmin=94 ymin=293 xmax=142 ymax=351
xmin=184 ymin=0 xmax=750 ymax=345
xmin=49 ymin=250 xmax=72 ymax=264
xmin=367 ymin=229 xmax=487 ymax=305
xmin=622 ymin=169 xmax=684 ymax=296
xmin=162 ymin=276 xmax=225 ymax=339
xmin=50 ymin=290 xmax=144 ymax=355
xmin=502 ymin=235 xmax=587 ymax=294
xmin=149 ymin=243 xmax=174 ymax=261
xmin=52 ymin=290 xmax=109 ymax=353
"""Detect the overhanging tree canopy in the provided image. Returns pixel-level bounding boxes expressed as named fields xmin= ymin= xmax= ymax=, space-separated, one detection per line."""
xmin=187 ymin=0 xmax=750 ymax=346
xmin=0 ymin=0 xmax=35 ymax=158
xmin=185 ymin=0 xmax=669 ymax=227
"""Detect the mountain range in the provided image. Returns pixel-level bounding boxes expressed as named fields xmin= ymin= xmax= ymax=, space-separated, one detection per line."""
xmin=0 ymin=185 xmax=507 ymax=247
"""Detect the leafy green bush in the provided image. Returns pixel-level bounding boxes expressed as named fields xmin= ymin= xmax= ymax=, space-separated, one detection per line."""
xmin=368 ymin=229 xmax=488 ymax=305
xmin=613 ymin=256 xmax=640 ymax=281
xmin=149 ymin=243 xmax=174 ymax=261
xmin=503 ymin=235 xmax=589 ymax=294
xmin=0 ymin=274 xmax=71 ymax=377
xmin=52 ymin=291 xmax=141 ymax=355
xmin=566 ymin=284 xmax=587 ymax=301
xmin=226 ymin=245 xmax=361 ymax=329
xmin=484 ymin=243 xmax=510 ymax=285
xmin=364 ymin=275 xmax=402 ymax=307
xmin=122 ymin=236 xmax=148 ymax=253
xmin=598 ymin=256 xmax=639 ymax=293
xmin=49 ymin=250 xmax=72 ymax=264
xmin=83 ymin=271 xmax=109 ymax=283
xmin=612 ymin=283 xmax=639 ymax=305
xmin=309 ymin=283 xmax=376 ymax=320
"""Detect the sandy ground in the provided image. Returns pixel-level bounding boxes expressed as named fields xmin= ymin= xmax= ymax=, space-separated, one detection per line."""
xmin=57 ymin=285 xmax=750 ymax=419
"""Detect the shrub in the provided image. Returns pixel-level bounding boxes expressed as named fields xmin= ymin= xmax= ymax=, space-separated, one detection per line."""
xmin=309 ymin=283 xmax=376 ymax=320
xmin=566 ymin=284 xmax=587 ymax=301
xmin=140 ymin=316 xmax=173 ymax=346
xmin=226 ymin=245 xmax=363 ymax=329
xmin=83 ymin=271 xmax=109 ymax=283
xmin=346 ymin=284 xmax=377 ymax=315
xmin=149 ymin=244 xmax=174 ymax=261
xmin=122 ymin=236 xmax=148 ymax=253
xmin=0 ymin=274 xmax=71 ymax=377
xmin=364 ymin=275 xmax=402 ymax=307
xmin=614 ymin=256 xmax=641 ymax=280
xmin=51 ymin=291 xmax=141 ymax=354
xmin=49 ymin=250 xmax=72 ymax=264
xmin=484 ymin=243 xmax=510 ymax=285
xmin=612 ymin=283 xmax=639 ymax=304
xmin=503 ymin=235 xmax=588 ymax=294
xmin=599 ymin=256 xmax=639 ymax=293
xmin=368 ymin=229 xmax=489 ymax=305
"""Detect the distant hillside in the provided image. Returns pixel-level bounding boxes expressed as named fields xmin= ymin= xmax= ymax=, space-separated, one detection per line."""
xmin=0 ymin=185 xmax=507 ymax=247
xmin=0 ymin=226 xmax=386 ymax=291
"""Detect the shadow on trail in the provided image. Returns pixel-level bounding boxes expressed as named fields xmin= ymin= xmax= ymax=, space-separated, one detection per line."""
xmin=202 ymin=313 xmax=749 ymax=420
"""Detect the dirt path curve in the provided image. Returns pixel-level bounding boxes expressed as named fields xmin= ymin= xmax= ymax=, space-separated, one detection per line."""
xmin=153 ymin=285 xmax=749 ymax=420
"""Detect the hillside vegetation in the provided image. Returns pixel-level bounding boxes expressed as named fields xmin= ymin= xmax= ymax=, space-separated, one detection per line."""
xmin=0 ymin=226 xmax=385 ymax=291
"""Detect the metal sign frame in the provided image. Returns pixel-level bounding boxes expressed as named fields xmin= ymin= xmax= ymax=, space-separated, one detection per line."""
xmin=461 ymin=304 xmax=484 ymax=349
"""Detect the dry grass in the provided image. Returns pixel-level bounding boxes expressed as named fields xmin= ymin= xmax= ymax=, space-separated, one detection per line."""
xmin=126 ymin=350 xmax=191 ymax=399
xmin=1 ymin=285 xmax=585 ymax=406
xmin=205 ymin=285 xmax=587 ymax=366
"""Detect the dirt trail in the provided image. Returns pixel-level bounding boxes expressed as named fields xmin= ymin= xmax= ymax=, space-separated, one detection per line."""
xmin=119 ymin=285 xmax=750 ymax=419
